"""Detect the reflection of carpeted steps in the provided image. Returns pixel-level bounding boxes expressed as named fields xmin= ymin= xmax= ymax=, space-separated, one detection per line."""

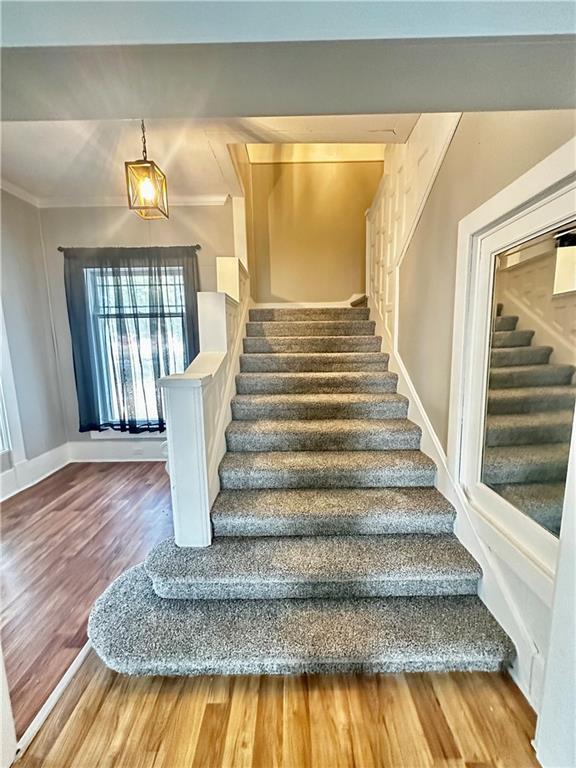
xmin=486 ymin=411 xmax=574 ymax=446
xmin=485 ymin=303 xmax=575 ymax=534
xmin=90 ymin=306 xmax=514 ymax=676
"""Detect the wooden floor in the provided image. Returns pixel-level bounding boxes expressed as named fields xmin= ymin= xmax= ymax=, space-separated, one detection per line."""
xmin=19 ymin=651 xmax=539 ymax=768
xmin=1 ymin=461 xmax=172 ymax=737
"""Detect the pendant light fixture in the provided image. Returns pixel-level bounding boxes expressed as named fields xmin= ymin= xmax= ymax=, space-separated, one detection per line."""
xmin=125 ymin=119 xmax=169 ymax=219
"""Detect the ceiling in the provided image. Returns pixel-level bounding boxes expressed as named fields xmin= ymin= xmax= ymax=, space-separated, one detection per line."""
xmin=2 ymin=1 xmax=572 ymax=47
xmin=0 ymin=115 xmax=417 ymax=207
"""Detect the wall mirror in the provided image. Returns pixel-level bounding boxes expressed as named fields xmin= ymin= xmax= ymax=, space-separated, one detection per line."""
xmin=481 ymin=223 xmax=576 ymax=537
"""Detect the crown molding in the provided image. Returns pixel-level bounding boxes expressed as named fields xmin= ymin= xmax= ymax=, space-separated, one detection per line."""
xmin=0 ymin=182 xmax=229 ymax=210
xmin=0 ymin=179 xmax=40 ymax=208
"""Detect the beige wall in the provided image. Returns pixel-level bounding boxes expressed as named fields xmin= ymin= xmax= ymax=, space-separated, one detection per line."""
xmin=398 ymin=110 xmax=576 ymax=449
xmin=1 ymin=190 xmax=66 ymax=459
xmin=251 ymin=161 xmax=382 ymax=302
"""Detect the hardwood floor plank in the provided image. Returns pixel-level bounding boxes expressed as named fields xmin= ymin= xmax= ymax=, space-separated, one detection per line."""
xmin=17 ymin=653 xmax=540 ymax=768
xmin=1 ymin=461 xmax=172 ymax=736
xmin=283 ymin=675 xmax=312 ymax=768
xmin=252 ymin=676 xmax=284 ymax=768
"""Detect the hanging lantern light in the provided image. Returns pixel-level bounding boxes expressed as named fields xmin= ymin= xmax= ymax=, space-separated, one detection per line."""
xmin=125 ymin=119 xmax=169 ymax=219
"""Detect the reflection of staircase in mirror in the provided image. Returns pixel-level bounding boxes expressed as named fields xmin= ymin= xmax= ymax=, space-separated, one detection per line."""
xmin=483 ymin=303 xmax=576 ymax=535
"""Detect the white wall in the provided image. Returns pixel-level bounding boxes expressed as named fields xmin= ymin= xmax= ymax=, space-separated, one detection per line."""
xmin=0 ymin=190 xmax=66 ymax=460
xmin=38 ymin=202 xmax=234 ymax=446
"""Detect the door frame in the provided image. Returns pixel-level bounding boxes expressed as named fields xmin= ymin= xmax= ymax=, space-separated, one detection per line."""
xmin=447 ymin=137 xmax=576 ymax=588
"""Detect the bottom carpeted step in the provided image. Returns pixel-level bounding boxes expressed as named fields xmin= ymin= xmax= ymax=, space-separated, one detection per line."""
xmin=89 ymin=565 xmax=514 ymax=676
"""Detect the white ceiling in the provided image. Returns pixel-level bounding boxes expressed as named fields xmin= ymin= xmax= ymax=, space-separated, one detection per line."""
xmin=0 ymin=115 xmax=417 ymax=207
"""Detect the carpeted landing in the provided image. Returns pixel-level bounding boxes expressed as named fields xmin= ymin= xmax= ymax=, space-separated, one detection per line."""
xmin=89 ymin=306 xmax=514 ymax=676
xmin=485 ymin=304 xmax=575 ymax=535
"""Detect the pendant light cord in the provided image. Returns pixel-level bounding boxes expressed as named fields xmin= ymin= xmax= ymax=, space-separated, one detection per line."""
xmin=141 ymin=119 xmax=148 ymax=161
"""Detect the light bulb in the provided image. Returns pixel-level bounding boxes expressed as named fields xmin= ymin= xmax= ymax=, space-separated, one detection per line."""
xmin=139 ymin=177 xmax=156 ymax=203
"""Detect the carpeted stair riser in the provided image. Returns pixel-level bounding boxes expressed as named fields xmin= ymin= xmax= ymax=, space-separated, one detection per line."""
xmin=491 ymin=330 xmax=534 ymax=348
xmin=489 ymin=364 xmax=575 ymax=389
xmin=493 ymin=316 xmax=518 ymax=332
xmin=88 ymin=566 xmax=515 ymax=676
xmin=246 ymin=320 xmax=376 ymax=337
xmin=240 ymin=352 xmax=390 ymax=373
xmin=219 ymin=450 xmax=436 ymax=490
xmin=490 ymin=346 xmax=553 ymax=367
xmin=483 ymin=444 xmax=569 ymax=484
xmin=226 ymin=419 xmax=422 ymax=452
xmin=485 ymin=411 xmax=574 ymax=447
xmin=146 ymin=535 xmax=481 ymax=600
xmin=235 ymin=371 xmax=398 ymax=395
xmin=490 ymin=483 xmax=565 ymax=536
xmin=231 ymin=393 xmax=409 ymax=421
xmin=488 ymin=387 xmax=576 ymax=414
xmin=244 ymin=335 xmax=383 ymax=353
xmin=249 ymin=308 xmax=370 ymax=322
xmin=211 ymin=488 xmax=456 ymax=537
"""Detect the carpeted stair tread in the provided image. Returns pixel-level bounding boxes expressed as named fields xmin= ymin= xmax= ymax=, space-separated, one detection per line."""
xmin=235 ymin=371 xmax=399 ymax=395
xmin=249 ymin=307 xmax=370 ymax=322
xmin=485 ymin=411 xmax=574 ymax=447
xmin=487 ymin=386 xmax=576 ymax=414
xmin=226 ymin=418 xmax=422 ymax=452
xmin=240 ymin=352 xmax=390 ymax=373
xmin=490 ymin=483 xmax=565 ymax=536
xmin=494 ymin=315 xmax=518 ymax=331
xmin=231 ymin=393 xmax=409 ymax=420
xmin=244 ymin=335 xmax=383 ymax=353
xmin=219 ymin=450 xmax=436 ymax=489
xmin=482 ymin=443 xmax=570 ymax=484
xmin=490 ymin=346 xmax=553 ymax=367
xmin=145 ymin=535 xmax=482 ymax=600
xmin=89 ymin=565 xmax=514 ymax=676
xmin=489 ymin=364 xmax=575 ymax=389
xmin=246 ymin=320 xmax=376 ymax=337
xmin=491 ymin=330 xmax=534 ymax=348
xmin=211 ymin=488 xmax=456 ymax=537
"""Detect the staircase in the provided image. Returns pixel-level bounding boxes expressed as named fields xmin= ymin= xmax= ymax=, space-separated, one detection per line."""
xmin=89 ymin=306 xmax=513 ymax=676
xmin=484 ymin=303 xmax=575 ymax=535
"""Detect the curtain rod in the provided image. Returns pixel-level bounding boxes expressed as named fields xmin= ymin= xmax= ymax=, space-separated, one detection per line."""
xmin=57 ymin=244 xmax=202 ymax=252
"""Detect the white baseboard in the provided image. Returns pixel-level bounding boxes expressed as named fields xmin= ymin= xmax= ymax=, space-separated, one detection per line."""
xmin=0 ymin=443 xmax=69 ymax=501
xmin=0 ymin=438 xmax=166 ymax=501
xmin=68 ymin=439 xmax=164 ymax=462
xmin=15 ymin=642 xmax=92 ymax=760
xmin=252 ymin=294 xmax=365 ymax=309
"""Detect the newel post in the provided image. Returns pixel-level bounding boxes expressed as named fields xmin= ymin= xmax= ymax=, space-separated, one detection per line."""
xmin=159 ymin=292 xmax=228 ymax=547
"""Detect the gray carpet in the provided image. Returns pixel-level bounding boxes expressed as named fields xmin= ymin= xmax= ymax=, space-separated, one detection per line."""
xmin=211 ymin=488 xmax=456 ymax=537
xmin=89 ymin=565 xmax=514 ymax=676
xmin=89 ymin=305 xmax=515 ymax=676
xmin=484 ymin=303 xmax=574 ymax=533
xmin=146 ymin=534 xmax=481 ymax=599
xmin=225 ymin=418 xmax=422 ymax=452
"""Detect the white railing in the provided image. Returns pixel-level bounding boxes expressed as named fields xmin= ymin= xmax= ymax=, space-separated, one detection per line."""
xmin=159 ymin=257 xmax=250 ymax=547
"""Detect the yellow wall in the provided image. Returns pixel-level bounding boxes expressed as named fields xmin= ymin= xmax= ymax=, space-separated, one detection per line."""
xmin=250 ymin=161 xmax=383 ymax=302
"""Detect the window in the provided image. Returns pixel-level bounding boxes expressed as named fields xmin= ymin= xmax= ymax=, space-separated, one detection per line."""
xmin=85 ymin=266 xmax=187 ymax=431
xmin=62 ymin=246 xmax=200 ymax=434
